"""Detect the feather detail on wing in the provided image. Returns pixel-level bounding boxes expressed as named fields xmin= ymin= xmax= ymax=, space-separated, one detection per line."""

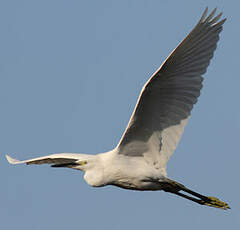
xmin=116 ymin=8 xmax=226 ymax=170
xmin=6 ymin=153 xmax=81 ymax=167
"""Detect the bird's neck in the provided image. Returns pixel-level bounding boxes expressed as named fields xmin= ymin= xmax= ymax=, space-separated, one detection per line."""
xmin=83 ymin=150 xmax=116 ymax=187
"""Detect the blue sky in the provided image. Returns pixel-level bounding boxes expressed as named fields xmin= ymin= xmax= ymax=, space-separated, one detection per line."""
xmin=1 ymin=0 xmax=240 ymax=229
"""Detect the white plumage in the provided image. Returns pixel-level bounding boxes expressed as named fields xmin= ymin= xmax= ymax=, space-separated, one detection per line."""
xmin=6 ymin=8 xmax=230 ymax=210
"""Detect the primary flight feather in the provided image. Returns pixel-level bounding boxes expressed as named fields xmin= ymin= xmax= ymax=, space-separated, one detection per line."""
xmin=6 ymin=8 xmax=229 ymax=210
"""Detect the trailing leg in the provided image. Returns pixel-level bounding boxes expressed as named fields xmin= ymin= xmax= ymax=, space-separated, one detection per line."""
xmin=161 ymin=179 xmax=230 ymax=210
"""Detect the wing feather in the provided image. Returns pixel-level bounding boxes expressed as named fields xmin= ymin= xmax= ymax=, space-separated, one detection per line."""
xmin=6 ymin=153 xmax=81 ymax=166
xmin=116 ymin=8 xmax=226 ymax=171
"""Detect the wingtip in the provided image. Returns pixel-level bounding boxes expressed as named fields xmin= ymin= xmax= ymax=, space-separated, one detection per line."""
xmin=6 ymin=154 xmax=21 ymax=164
xmin=200 ymin=7 xmax=208 ymax=22
xmin=199 ymin=7 xmax=225 ymax=26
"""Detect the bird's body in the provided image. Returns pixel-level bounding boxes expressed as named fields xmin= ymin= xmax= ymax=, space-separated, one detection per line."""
xmin=94 ymin=150 xmax=164 ymax=191
xmin=6 ymin=8 xmax=230 ymax=210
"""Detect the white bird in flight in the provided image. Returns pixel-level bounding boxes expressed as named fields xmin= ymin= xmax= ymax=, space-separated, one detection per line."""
xmin=6 ymin=8 xmax=229 ymax=210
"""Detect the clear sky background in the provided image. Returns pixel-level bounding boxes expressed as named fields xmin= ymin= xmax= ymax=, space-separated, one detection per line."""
xmin=1 ymin=0 xmax=239 ymax=229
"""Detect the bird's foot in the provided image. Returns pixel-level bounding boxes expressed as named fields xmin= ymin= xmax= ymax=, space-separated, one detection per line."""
xmin=200 ymin=196 xmax=230 ymax=210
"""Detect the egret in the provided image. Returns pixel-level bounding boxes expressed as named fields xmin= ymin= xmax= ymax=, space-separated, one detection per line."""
xmin=6 ymin=8 xmax=230 ymax=210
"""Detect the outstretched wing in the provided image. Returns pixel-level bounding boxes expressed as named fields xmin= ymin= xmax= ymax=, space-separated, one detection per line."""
xmin=6 ymin=153 xmax=81 ymax=167
xmin=117 ymin=8 xmax=226 ymax=171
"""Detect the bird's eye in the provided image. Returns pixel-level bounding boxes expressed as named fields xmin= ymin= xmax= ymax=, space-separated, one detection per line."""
xmin=79 ymin=160 xmax=87 ymax=166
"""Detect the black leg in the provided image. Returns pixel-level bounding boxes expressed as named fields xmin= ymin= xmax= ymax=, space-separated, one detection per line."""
xmin=171 ymin=190 xmax=204 ymax=205
xmin=161 ymin=179 xmax=230 ymax=210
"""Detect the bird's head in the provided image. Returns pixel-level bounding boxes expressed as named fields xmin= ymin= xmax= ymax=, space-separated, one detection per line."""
xmin=75 ymin=154 xmax=105 ymax=187
xmin=75 ymin=154 xmax=99 ymax=172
